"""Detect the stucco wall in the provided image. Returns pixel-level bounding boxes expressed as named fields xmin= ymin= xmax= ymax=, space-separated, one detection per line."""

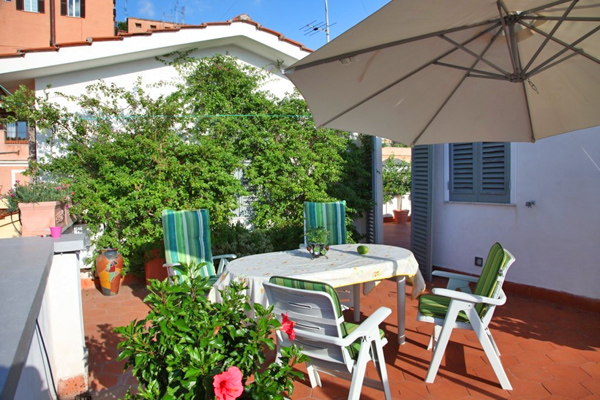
xmin=34 ymin=45 xmax=296 ymax=107
xmin=431 ymin=126 xmax=600 ymax=299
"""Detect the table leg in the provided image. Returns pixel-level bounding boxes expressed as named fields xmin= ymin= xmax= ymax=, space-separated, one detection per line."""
xmin=353 ymin=283 xmax=360 ymax=322
xmin=397 ymin=276 xmax=406 ymax=345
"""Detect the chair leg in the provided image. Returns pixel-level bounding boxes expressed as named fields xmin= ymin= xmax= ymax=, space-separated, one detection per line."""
xmin=306 ymin=365 xmax=322 ymax=388
xmin=427 ymin=324 xmax=442 ymax=351
xmin=348 ymin=341 xmax=371 ymax=400
xmin=425 ymin=307 xmax=460 ymax=383
xmin=486 ymin=327 xmax=501 ymax=356
xmin=352 ymin=283 xmax=360 ymax=322
xmin=372 ymin=341 xmax=392 ymax=400
xmin=472 ymin=321 xmax=512 ymax=390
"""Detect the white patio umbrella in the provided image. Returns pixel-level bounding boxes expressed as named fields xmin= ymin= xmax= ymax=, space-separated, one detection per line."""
xmin=285 ymin=0 xmax=600 ymax=145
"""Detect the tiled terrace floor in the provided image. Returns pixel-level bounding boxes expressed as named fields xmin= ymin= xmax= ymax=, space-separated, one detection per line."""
xmin=81 ymin=222 xmax=600 ymax=399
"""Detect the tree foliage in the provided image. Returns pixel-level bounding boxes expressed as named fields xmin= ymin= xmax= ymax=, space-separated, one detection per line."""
xmin=1 ymin=54 xmax=372 ymax=274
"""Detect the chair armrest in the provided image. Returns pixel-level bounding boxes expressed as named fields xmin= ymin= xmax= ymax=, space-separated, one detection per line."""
xmin=431 ymin=287 xmax=506 ymax=306
xmin=212 ymin=254 xmax=237 ymax=275
xmin=213 ymin=254 xmax=237 ymax=260
xmin=295 ymin=307 xmax=392 ymax=347
xmin=433 ymin=270 xmax=479 ymax=283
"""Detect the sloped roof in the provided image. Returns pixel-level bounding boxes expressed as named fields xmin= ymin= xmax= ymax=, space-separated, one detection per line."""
xmin=0 ymin=14 xmax=312 ymax=84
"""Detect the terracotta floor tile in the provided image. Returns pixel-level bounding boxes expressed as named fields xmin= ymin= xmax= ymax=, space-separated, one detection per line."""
xmin=580 ymin=377 xmax=600 ymax=396
xmin=545 ymin=363 xmax=593 ymax=382
xmin=542 ymin=379 xmax=593 ymax=399
xmin=80 ymin=222 xmax=600 ymax=399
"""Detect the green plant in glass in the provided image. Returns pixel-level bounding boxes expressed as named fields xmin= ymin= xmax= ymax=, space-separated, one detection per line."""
xmin=115 ymin=262 xmax=308 ymax=400
xmin=305 ymin=227 xmax=330 ymax=258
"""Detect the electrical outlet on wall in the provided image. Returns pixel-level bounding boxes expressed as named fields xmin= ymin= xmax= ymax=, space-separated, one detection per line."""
xmin=474 ymin=257 xmax=483 ymax=267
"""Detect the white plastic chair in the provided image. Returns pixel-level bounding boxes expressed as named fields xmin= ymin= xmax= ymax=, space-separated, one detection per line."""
xmin=416 ymin=243 xmax=516 ymax=390
xmin=264 ymin=276 xmax=392 ymax=400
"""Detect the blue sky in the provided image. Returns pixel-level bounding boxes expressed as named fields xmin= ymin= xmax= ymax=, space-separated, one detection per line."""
xmin=115 ymin=0 xmax=390 ymax=50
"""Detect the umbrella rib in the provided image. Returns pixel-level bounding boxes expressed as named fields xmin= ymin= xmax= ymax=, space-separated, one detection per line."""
xmin=523 ymin=0 xmax=578 ymax=73
xmin=523 ymin=16 xmax=600 ymax=22
xmin=520 ymin=21 xmax=600 ymax=72
xmin=434 ymin=61 xmax=507 ymax=79
xmin=317 ymin=23 xmax=501 ymax=129
xmin=529 ymin=52 xmax=578 ymax=76
xmin=520 ymin=80 xmax=537 ymax=143
xmin=519 ymin=0 xmax=573 ymax=16
xmin=286 ymin=20 xmax=495 ymax=73
xmin=440 ymin=35 xmax=511 ymax=77
xmin=411 ymin=31 xmax=501 ymax=146
xmin=497 ymin=0 xmax=520 ymax=76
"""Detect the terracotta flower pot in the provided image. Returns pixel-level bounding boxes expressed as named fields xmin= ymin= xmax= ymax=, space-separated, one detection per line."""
xmin=144 ymin=248 xmax=168 ymax=285
xmin=18 ymin=201 xmax=70 ymax=237
xmin=393 ymin=209 xmax=410 ymax=224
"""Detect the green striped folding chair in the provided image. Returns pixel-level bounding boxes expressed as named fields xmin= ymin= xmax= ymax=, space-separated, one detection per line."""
xmin=304 ymin=201 xmax=366 ymax=321
xmin=161 ymin=209 xmax=236 ymax=284
xmin=264 ymin=276 xmax=392 ymax=400
xmin=417 ymin=242 xmax=516 ymax=390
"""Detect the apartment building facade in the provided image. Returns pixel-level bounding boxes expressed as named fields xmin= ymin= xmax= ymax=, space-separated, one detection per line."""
xmin=0 ymin=0 xmax=115 ymax=54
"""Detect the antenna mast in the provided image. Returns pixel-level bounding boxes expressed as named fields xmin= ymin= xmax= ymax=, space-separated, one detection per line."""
xmin=324 ymin=0 xmax=330 ymax=43
xmin=301 ymin=0 xmax=334 ymax=43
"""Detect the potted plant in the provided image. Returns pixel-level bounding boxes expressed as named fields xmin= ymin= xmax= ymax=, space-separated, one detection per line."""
xmin=382 ymin=156 xmax=411 ymax=223
xmin=2 ymin=179 xmax=73 ymax=236
xmin=305 ymin=227 xmax=330 ymax=258
xmin=116 ymin=262 xmax=308 ymax=399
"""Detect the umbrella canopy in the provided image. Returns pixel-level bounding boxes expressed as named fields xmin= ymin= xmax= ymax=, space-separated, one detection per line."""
xmin=285 ymin=0 xmax=600 ymax=146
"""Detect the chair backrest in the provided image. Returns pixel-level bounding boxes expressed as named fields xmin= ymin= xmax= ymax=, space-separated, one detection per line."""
xmin=303 ymin=201 xmax=347 ymax=245
xmin=265 ymin=276 xmax=355 ymax=371
xmin=161 ymin=209 xmax=216 ymax=278
xmin=473 ymin=243 xmax=516 ymax=319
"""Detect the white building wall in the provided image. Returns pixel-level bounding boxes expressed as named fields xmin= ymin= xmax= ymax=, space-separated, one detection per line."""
xmin=431 ymin=126 xmax=600 ymax=300
xmin=35 ymin=45 xmax=297 ymax=109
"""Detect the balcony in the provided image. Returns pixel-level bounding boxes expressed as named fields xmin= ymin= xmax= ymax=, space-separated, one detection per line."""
xmin=79 ymin=222 xmax=600 ymax=399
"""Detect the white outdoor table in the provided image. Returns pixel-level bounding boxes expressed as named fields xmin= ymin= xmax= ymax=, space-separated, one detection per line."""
xmin=210 ymin=243 xmax=425 ymax=345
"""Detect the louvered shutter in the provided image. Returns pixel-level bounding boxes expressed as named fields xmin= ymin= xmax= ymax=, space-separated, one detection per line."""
xmin=38 ymin=0 xmax=44 ymax=12
xmin=478 ymin=142 xmax=510 ymax=203
xmin=16 ymin=0 xmax=24 ymax=11
xmin=61 ymin=0 xmax=67 ymax=15
xmin=80 ymin=0 xmax=85 ymax=17
xmin=449 ymin=142 xmax=475 ymax=202
xmin=411 ymin=145 xmax=434 ymax=281
xmin=449 ymin=142 xmax=510 ymax=203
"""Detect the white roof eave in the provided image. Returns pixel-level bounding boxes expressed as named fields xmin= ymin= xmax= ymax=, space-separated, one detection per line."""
xmin=0 ymin=23 xmax=310 ymax=83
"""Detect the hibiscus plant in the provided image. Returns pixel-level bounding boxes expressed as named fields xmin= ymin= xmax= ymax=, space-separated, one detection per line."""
xmin=115 ymin=262 xmax=308 ymax=400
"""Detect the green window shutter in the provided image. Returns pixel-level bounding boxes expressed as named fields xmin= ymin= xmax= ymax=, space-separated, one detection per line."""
xmin=61 ymin=0 xmax=67 ymax=15
xmin=449 ymin=142 xmax=510 ymax=204
xmin=16 ymin=0 xmax=24 ymax=11
xmin=449 ymin=142 xmax=476 ymax=202
xmin=478 ymin=142 xmax=510 ymax=203
xmin=38 ymin=0 xmax=44 ymax=12
xmin=411 ymin=145 xmax=433 ymax=281
xmin=80 ymin=0 xmax=85 ymax=18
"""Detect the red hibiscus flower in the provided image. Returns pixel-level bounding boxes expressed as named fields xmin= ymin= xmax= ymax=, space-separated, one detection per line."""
xmin=280 ymin=313 xmax=296 ymax=341
xmin=213 ymin=366 xmax=243 ymax=400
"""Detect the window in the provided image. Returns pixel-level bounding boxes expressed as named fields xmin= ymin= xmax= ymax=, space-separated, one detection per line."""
xmin=449 ymin=142 xmax=510 ymax=203
xmin=16 ymin=0 xmax=44 ymax=13
xmin=4 ymin=121 xmax=29 ymax=143
xmin=61 ymin=0 xmax=85 ymax=17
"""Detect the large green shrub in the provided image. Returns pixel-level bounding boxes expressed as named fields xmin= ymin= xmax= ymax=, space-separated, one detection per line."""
xmin=1 ymin=54 xmax=373 ymax=274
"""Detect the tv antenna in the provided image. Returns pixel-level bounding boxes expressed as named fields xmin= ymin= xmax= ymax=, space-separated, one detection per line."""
xmin=301 ymin=0 xmax=335 ymax=43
